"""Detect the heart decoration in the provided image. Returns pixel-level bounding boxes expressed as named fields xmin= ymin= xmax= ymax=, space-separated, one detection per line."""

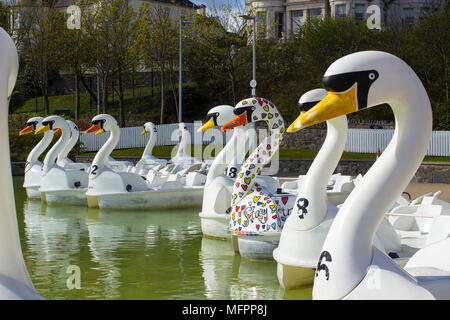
xmin=249 ymin=164 xmax=255 ymax=169
xmin=275 ymin=113 xmax=279 ymax=117
xmin=245 ymin=170 xmax=251 ymax=176
xmin=261 ymin=113 xmax=267 ymax=119
xmin=236 ymin=182 xmax=240 ymax=188
xmin=241 ymin=184 xmax=248 ymax=191
xmin=263 ymin=105 xmax=269 ymax=111
xmin=268 ymin=113 xmax=273 ymax=119
xmin=256 ymin=224 xmax=260 ymax=231
xmin=239 ymin=172 xmax=244 ymax=178
xmin=244 ymin=177 xmax=251 ymax=184
xmin=282 ymin=196 xmax=288 ymax=205
xmin=248 ymin=189 xmax=254 ymax=194
xmin=253 ymin=196 xmax=261 ymax=203
xmin=271 ymin=223 xmax=276 ymax=229
xmin=272 ymin=124 xmax=279 ymax=129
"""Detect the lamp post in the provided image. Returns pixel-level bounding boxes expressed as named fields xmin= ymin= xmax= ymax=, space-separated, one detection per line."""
xmin=240 ymin=15 xmax=256 ymax=97
xmin=179 ymin=16 xmax=193 ymax=123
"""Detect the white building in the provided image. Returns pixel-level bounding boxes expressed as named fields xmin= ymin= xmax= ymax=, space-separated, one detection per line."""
xmin=246 ymin=0 xmax=446 ymax=39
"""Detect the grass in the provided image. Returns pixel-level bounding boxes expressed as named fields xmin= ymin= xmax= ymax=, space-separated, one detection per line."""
xmin=14 ymin=86 xmax=162 ymax=119
xmin=78 ymin=146 xmax=450 ymax=163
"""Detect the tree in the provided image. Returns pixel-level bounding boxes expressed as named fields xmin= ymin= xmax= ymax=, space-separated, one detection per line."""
xmin=141 ymin=4 xmax=179 ymax=124
xmin=20 ymin=1 xmax=66 ymax=114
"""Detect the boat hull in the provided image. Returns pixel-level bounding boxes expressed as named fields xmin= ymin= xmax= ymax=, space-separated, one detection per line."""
xmin=232 ymin=232 xmax=280 ymax=261
xmin=93 ymin=187 xmax=204 ymax=210
xmin=199 ymin=211 xmax=228 ymax=239
xmin=25 ymin=186 xmax=41 ymax=200
xmin=41 ymin=189 xmax=88 ymax=206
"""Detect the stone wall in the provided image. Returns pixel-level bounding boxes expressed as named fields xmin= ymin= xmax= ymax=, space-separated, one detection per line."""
xmin=275 ymin=120 xmax=395 ymax=151
xmin=276 ymin=159 xmax=450 ymax=184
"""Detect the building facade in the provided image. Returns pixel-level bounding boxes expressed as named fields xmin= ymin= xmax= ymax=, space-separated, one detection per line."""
xmin=246 ymin=0 xmax=446 ymax=39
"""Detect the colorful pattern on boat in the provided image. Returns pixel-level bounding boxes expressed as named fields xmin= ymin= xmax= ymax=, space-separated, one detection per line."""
xmin=227 ymin=184 xmax=296 ymax=234
xmin=225 ymin=97 xmax=294 ymax=236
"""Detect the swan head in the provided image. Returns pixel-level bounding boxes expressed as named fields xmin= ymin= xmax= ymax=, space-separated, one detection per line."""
xmin=141 ymin=122 xmax=156 ymax=135
xmin=66 ymin=120 xmax=79 ymax=135
xmin=35 ymin=115 xmax=65 ymax=135
xmin=85 ymin=114 xmax=118 ymax=135
xmin=19 ymin=116 xmax=45 ymax=135
xmin=197 ymin=105 xmax=234 ymax=132
xmin=293 ymin=51 xmax=417 ymax=129
xmin=177 ymin=122 xmax=188 ymax=136
xmin=287 ymin=89 xmax=328 ymax=132
xmin=220 ymin=97 xmax=282 ymax=132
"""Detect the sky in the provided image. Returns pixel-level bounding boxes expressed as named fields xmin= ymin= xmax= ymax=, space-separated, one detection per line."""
xmin=194 ymin=0 xmax=246 ymax=12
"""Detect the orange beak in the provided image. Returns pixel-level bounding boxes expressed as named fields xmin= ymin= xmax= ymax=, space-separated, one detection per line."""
xmin=220 ymin=112 xmax=247 ymax=133
xmin=19 ymin=125 xmax=34 ymax=136
xmin=84 ymin=123 xmax=101 ymax=134
xmin=54 ymin=128 xmax=61 ymax=134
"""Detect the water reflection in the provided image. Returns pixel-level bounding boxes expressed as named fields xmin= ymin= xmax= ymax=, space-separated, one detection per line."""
xmin=15 ymin=177 xmax=312 ymax=300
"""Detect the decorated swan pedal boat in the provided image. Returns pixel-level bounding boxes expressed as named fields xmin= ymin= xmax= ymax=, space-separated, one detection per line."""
xmin=220 ymin=97 xmax=297 ymax=260
xmin=20 ymin=117 xmax=54 ymax=199
xmin=84 ymin=114 xmax=204 ymax=210
xmin=0 ymin=26 xmax=44 ymax=299
xmin=197 ymin=105 xmax=279 ymax=239
xmin=301 ymin=51 xmax=450 ymax=300
xmin=35 ymin=115 xmax=89 ymax=205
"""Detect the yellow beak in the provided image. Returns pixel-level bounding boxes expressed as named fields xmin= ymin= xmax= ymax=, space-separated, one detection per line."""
xmin=287 ymin=85 xmax=357 ymax=132
xmin=35 ymin=124 xmax=50 ymax=135
xmin=141 ymin=129 xmax=147 ymax=135
xmin=197 ymin=118 xmax=215 ymax=133
xmin=95 ymin=129 xmax=105 ymax=135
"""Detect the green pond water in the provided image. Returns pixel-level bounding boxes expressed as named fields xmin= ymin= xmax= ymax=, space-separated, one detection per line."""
xmin=14 ymin=176 xmax=312 ymax=300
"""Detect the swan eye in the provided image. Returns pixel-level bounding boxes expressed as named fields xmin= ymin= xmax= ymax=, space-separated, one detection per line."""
xmin=369 ymin=73 xmax=376 ymax=80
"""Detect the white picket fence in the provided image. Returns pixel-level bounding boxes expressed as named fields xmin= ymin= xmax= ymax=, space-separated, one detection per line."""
xmin=80 ymin=123 xmax=450 ymax=157
xmin=346 ymin=129 xmax=450 ymax=156
xmin=80 ymin=122 xmax=233 ymax=152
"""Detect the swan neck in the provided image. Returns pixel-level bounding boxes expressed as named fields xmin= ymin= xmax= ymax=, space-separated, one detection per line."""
xmin=205 ymin=127 xmax=243 ymax=186
xmin=142 ymin=129 xmax=156 ymax=158
xmin=42 ymin=126 xmax=70 ymax=173
xmin=232 ymin=114 xmax=284 ymax=206
xmin=92 ymin=125 xmax=120 ymax=172
xmin=0 ymin=81 xmax=34 ymax=289
xmin=295 ymin=116 xmax=347 ymax=230
xmin=314 ymin=87 xmax=432 ymax=299
xmin=27 ymin=130 xmax=53 ymax=164
xmin=58 ymin=128 xmax=78 ymax=162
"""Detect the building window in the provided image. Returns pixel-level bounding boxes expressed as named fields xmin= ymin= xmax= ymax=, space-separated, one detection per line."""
xmin=256 ymin=11 xmax=267 ymax=39
xmin=309 ymin=8 xmax=322 ymax=19
xmin=291 ymin=10 xmax=304 ymax=34
xmin=277 ymin=12 xmax=284 ymax=39
xmin=354 ymin=4 xmax=365 ymax=21
xmin=335 ymin=4 xmax=347 ymax=18
xmin=403 ymin=8 xmax=414 ymax=27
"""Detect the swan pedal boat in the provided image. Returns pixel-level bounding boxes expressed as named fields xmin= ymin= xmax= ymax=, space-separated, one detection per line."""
xmin=84 ymin=115 xmax=205 ymax=210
